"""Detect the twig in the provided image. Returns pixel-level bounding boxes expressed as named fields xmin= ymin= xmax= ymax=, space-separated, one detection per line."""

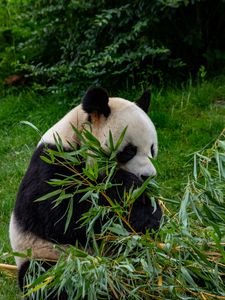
xmin=0 ymin=263 xmax=18 ymax=272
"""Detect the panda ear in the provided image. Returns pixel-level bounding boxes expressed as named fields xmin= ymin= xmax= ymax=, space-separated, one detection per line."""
xmin=82 ymin=87 xmax=111 ymax=118
xmin=136 ymin=90 xmax=151 ymax=113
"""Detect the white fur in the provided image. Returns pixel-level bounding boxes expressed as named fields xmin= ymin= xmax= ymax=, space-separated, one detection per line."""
xmin=39 ymin=97 xmax=158 ymax=179
xmin=39 ymin=104 xmax=87 ymax=147
xmin=9 ymin=213 xmax=62 ymax=267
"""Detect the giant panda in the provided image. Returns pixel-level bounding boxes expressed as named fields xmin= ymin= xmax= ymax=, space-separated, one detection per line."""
xmin=9 ymin=87 xmax=162 ymax=299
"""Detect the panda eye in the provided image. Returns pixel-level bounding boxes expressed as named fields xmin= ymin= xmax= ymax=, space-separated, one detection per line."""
xmin=116 ymin=143 xmax=137 ymax=163
xmin=151 ymin=144 xmax=155 ymax=158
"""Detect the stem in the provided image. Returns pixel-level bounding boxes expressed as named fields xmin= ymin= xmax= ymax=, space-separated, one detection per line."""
xmin=0 ymin=263 xmax=18 ymax=272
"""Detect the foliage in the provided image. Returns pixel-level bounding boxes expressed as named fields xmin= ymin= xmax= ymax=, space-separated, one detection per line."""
xmin=1 ymin=0 xmax=225 ymax=92
xmin=21 ymin=128 xmax=225 ymax=300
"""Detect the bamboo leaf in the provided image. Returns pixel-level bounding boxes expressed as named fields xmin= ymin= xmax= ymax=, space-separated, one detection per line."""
xmin=35 ymin=189 xmax=62 ymax=202
xmin=64 ymin=198 xmax=74 ymax=233
xmin=131 ymin=176 xmax=151 ymax=202
xmin=114 ymin=126 xmax=127 ymax=151
xmin=20 ymin=121 xmax=41 ymax=135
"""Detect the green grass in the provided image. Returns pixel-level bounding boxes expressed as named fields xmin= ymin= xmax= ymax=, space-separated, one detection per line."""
xmin=153 ymin=78 xmax=225 ymax=196
xmin=0 ymin=90 xmax=71 ymax=298
xmin=0 ymin=77 xmax=225 ymax=299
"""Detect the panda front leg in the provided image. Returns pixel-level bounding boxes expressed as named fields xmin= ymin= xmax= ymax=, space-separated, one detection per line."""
xmin=9 ymin=213 xmax=68 ymax=299
xmin=9 ymin=212 xmax=62 ymax=267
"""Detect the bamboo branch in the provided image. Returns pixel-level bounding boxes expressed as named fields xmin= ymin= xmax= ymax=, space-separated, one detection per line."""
xmin=0 ymin=263 xmax=18 ymax=272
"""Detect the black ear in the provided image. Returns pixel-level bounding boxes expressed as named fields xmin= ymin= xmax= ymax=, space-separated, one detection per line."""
xmin=136 ymin=90 xmax=151 ymax=113
xmin=82 ymin=87 xmax=110 ymax=117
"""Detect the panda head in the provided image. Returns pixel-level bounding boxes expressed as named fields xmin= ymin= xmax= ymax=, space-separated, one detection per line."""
xmin=82 ymin=87 xmax=158 ymax=180
xmin=41 ymin=87 xmax=158 ymax=180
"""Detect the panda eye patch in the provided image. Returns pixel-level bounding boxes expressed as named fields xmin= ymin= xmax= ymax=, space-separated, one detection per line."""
xmin=151 ymin=144 xmax=155 ymax=157
xmin=116 ymin=143 xmax=137 ymax=163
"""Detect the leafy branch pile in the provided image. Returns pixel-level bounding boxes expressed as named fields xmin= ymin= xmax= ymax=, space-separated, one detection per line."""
xmin=23 ymin=129 xmax=225 ymax=300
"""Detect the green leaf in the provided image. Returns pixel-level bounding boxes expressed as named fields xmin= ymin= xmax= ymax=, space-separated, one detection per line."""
xmin=64 ymin=198 xmax=74 ymax=233
xmin=52 ymin=192 xmax=74 ymax=208
xmin=20 ymin=121 xmax=41 ymax=135
xmin=108 ymin=223 xmax=129 ymax=236
xmin=179 ymin=187 xmax=190 ymax=227
xmin=108 ymin=130 xmax=115 ymax=151
xmin=193 ymin=153 xmax=197 ymax=180
xmin=35 ymin=189 xmax=62 ymax=202
xmin=114 ymin=126 xmax=127 ymax=151
xmin=40 ymin=155 xmax=54 ymax=164
xmin=131 ymin=176 xmax=151 ymax=202
xmin=180 ymin=266 xmax=197 ymax=287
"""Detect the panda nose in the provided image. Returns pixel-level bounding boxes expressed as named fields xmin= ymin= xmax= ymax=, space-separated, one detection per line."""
xmin=141 ymin=175 xmax=149 ymax=182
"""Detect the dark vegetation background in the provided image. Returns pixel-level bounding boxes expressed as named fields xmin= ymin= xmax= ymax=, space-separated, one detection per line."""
xmin=1 ymin=0 xmax=225 ymax=94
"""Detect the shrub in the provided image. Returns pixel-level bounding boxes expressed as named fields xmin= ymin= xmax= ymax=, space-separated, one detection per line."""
xmin=1 ymin=0 xmax=225 ymax=92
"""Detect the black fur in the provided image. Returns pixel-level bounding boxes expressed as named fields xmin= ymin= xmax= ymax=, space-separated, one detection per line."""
xmin=18 ymin=261 xmax=30 ymax=291
xmin=151 ymin=144 xmax=155 ymax=158
xmin=82 ymin=87 xmax=110 ymax=118
xmin=116 ymin=143 xmax=137 ymax=164
xmin=136 ymin=90 xmax=151 ymax=113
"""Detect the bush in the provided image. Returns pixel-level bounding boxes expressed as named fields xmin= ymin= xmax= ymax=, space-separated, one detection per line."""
xmin=1 ymin=0 xmax=225 ymax=92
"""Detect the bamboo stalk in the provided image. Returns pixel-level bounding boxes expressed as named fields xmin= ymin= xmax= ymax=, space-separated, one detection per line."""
xmin=200 ymin=292 xmax=225 ymax=300
xmin=0 ymin=263 xmax=18 ymax=272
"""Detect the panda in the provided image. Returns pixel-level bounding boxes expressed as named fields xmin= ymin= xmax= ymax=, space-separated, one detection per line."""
xmin=9 ymin=87 xmax=162 ymax=299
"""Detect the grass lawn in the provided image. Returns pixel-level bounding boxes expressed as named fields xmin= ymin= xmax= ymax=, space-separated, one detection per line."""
xmin=0 ymin=78 xmax=224 ymax=299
